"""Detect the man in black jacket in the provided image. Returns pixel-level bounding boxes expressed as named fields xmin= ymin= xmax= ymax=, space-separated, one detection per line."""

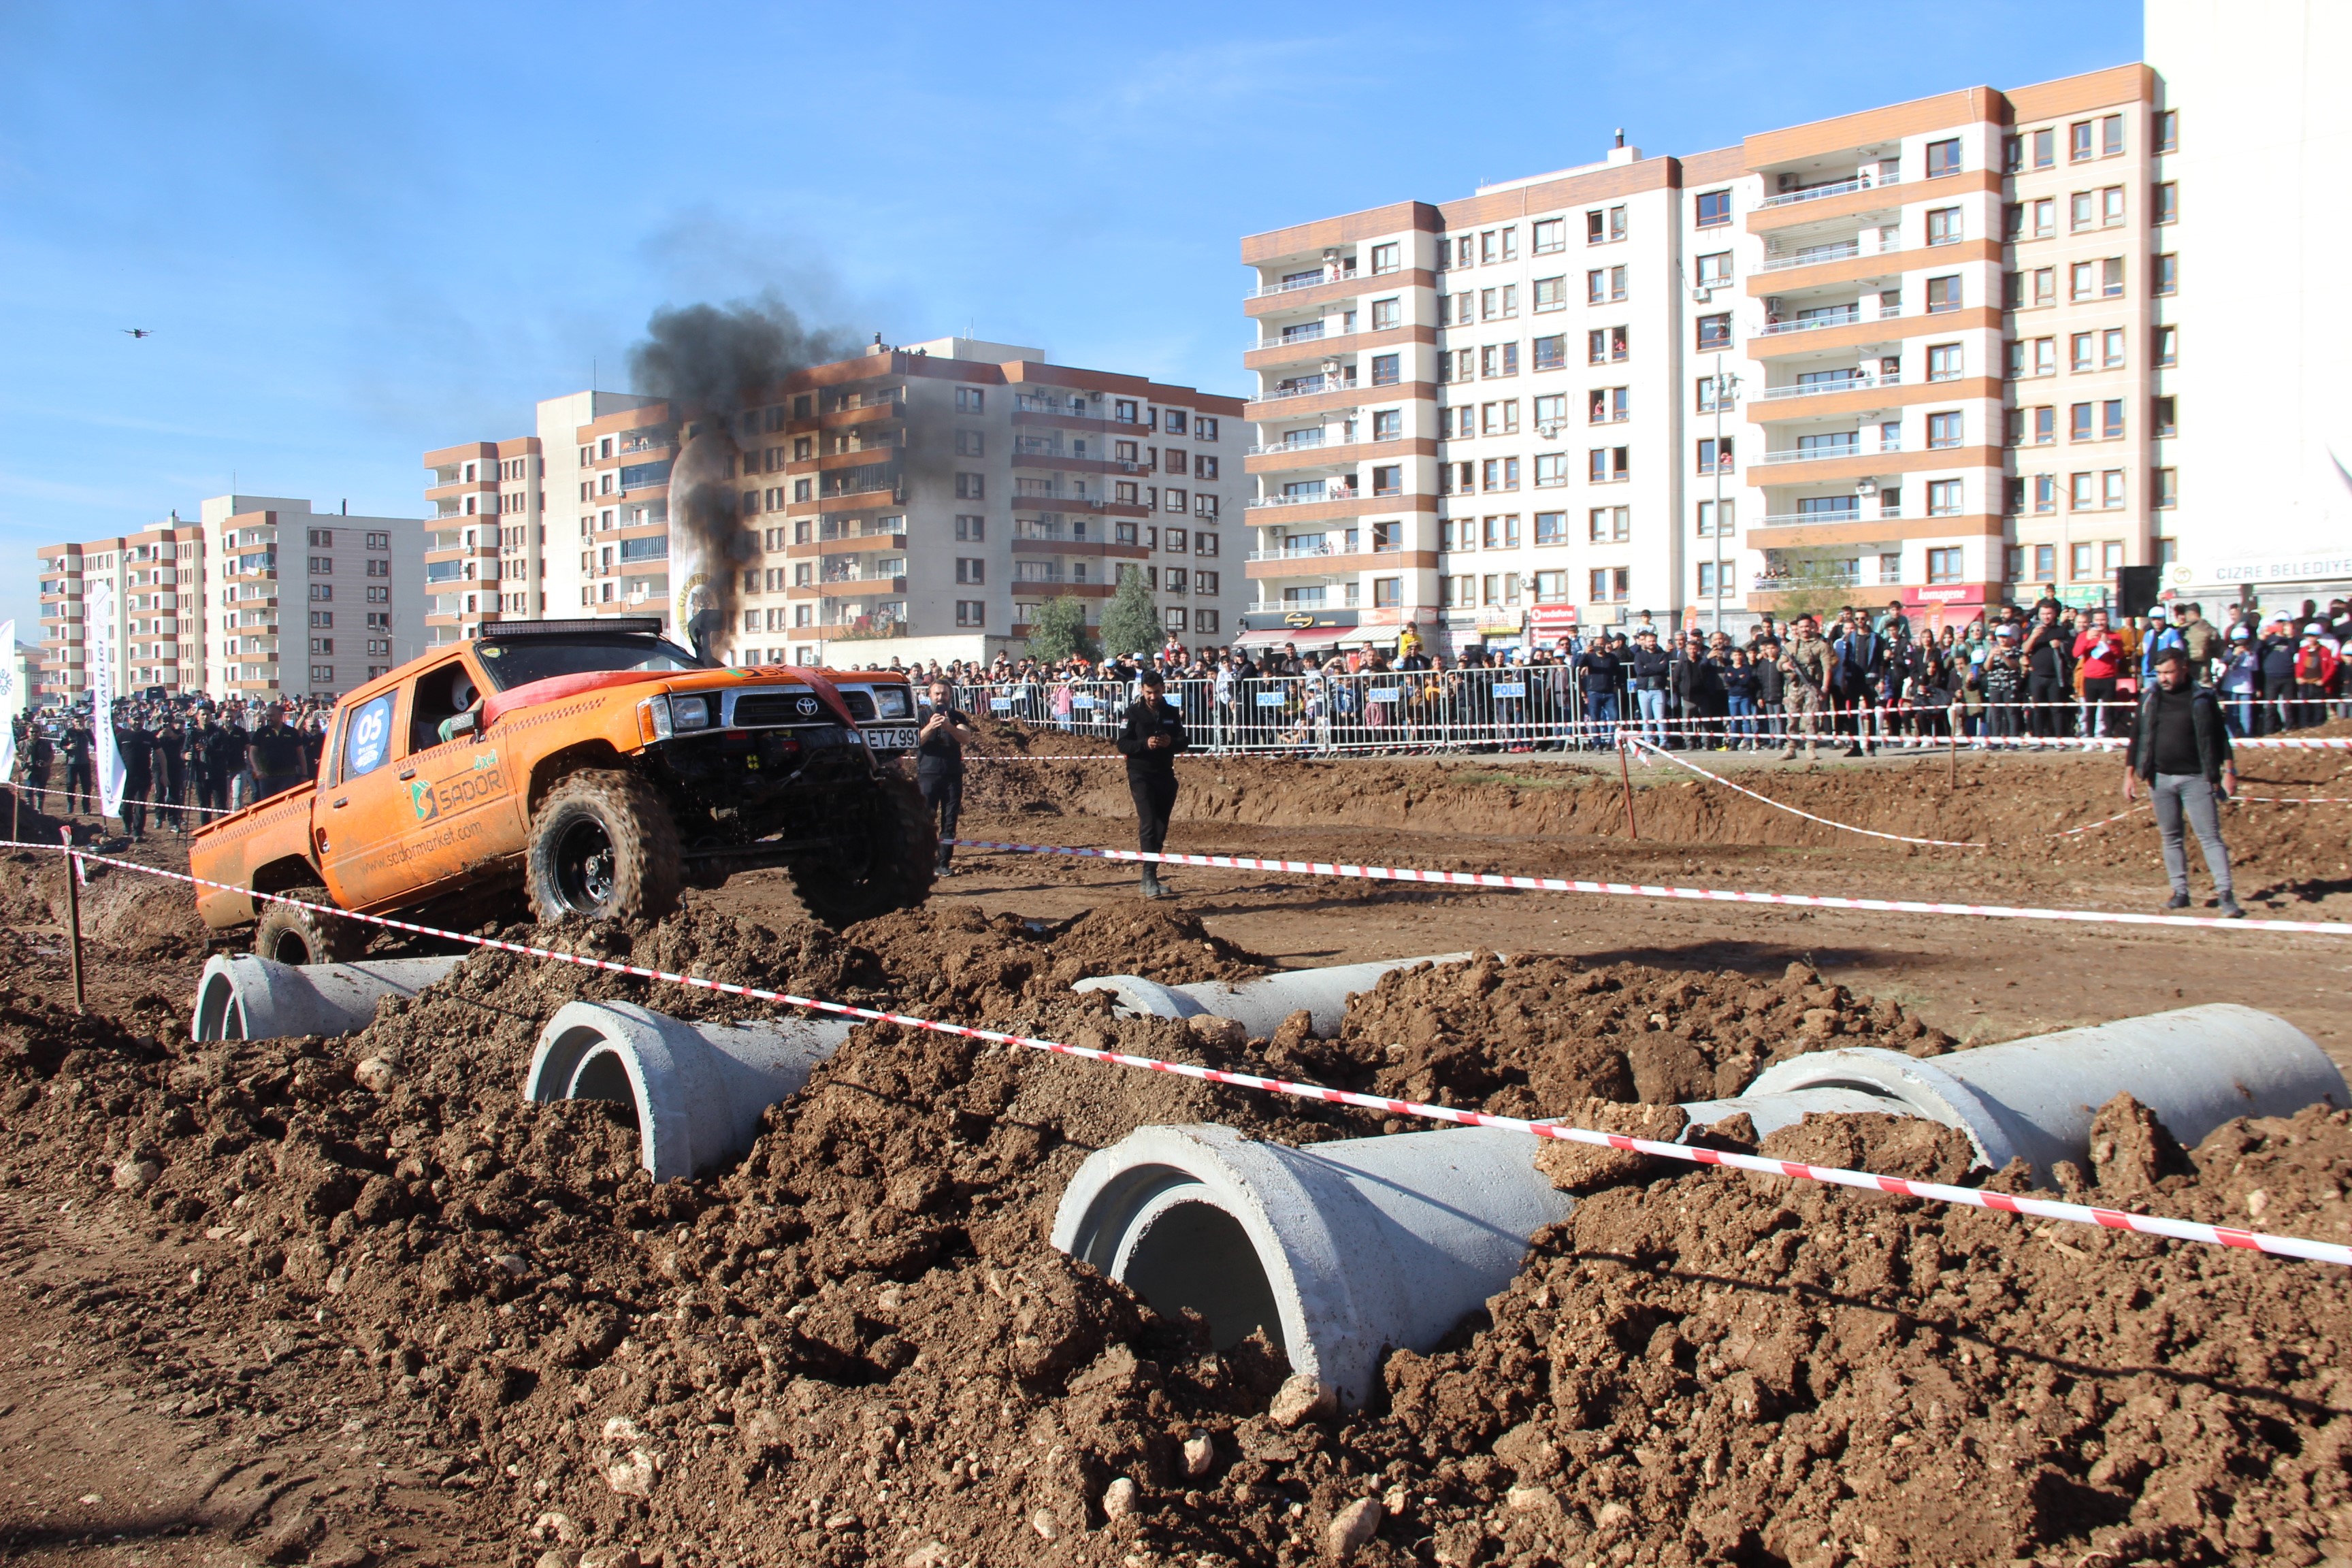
xmin=1115 ymin=668 xmax=1188 ymax=898
xmin=2125 ymin=646 xmax=2242 ymax=917
xmin=114 ymin=708 xmax=153 ymax=840
xmin=248 ymin=703 xmax=308 ymax=802
xmin=913 ymin=679 xmax=979 ymax=876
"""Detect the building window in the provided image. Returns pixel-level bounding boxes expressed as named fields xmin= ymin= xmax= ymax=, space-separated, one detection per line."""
xmin=1369 ymin=242 xmax=1399 ymax=274
xmin=1926 ymin=546 xmax=1963 ymax=585
xmin=1925 ymin=206 xmax=1961 ymax=245
xmin=1696 ymin=499 xmax=1734 ymax=537
xmin=2153 ymin=182 xmax=2178 ymax=225
xmin=1533 ymin=276 xmax=1568 ymax=312
xmin=1589 ymin=386 xmax=1629 ymax=423
xmin=1586 ymin=266 xmax=1627 ymax=304
xmin=1370 ymin=297 xmax=1400 ymax=330
xmin=2154 ymin=254 xmax=2177 ymax=296
xmin=955 ymin=601 xmax=985 ymax=627
xmin=2102 ymin=186 xmax=2125 ymax=226
xmin=1695 ymin=438 xmax=1733 ymax=474
xmin=1588 ymin=447 xmax=1629 ymax=483
xmin=1481 ymin=514 xmax=1521 ymax=549
xmin=1696 ymin=561 xmax=1726 ymax=598
xmin=955 ymin=387 xmax=983 ymax=413
xmin=1531 ymin=335 xmax=1567 ymax=372
xmin=2102 ymin=470 xmax=2125 ymax=508
xmin=2154 ymin=467 xmax=2178 ymax=509
xmin=1480 ymin=344 xmax=1519 ymax=378
xmin=1927 ymin=343 xmax=1962 ymax=381
xmin=1481 ymin=457 xmax=1520 ymax=491
xmin=1589 ymin=506 xmax=1629 ymax=542
xmin=1534 ymin=453 xmax=1569 ymax=487
xmin=1925 ymin=137 xmax=1961 ymax=178
xmin=2101 ymin=399 xmax=2125 ymax=440
xmin=2155 ymin=110 xmax=2178 ymax=153
xmin=1926 ymin=480 xmax=1963 ymax=517
xmin=2155 ymin=325 xmax=2178 ymax=367
xmin=1530 ymin=219 xmax=1565 ymax=255
xmin=2070 ymin=120 xmax=2094 ymax=161
xmin=1588 ymin=325 xmax=1628 ymax=363
xmin=1694 ymin=190 xmax=1731 ymax=228
xmin=1927 ymin=411 xmax=1963 ymax=449
xmin=2102 ymin=113 xmax=2125 ymax=157
xmin=1533 ymin=512 xmax=1567 ymax=545
xmin=954 ymin=429 xmax=983 ymax=457
xmin=1586 ymin=206 xmax=1627 ymax=244
xmin=1371 ymin=464 xmax=1403 ymax=496
xmin=955 ymin=558 xmax=984 ymax=585
xmin=1370 ymin=353 xmax=1400 ymax=386
xmin=1925 ymin=276 xmax=1961 ymax=314
xmin=955 ymin=473 xmax=983 ymax=500
xmin=1695 ymin=313 xmax=1731 ymax=352
xmin=1589 ymin=567 xmax=1629 ymax=602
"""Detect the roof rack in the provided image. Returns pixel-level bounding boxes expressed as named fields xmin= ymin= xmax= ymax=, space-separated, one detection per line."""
xmin=477 ymin=617 xmax=665 ymax=639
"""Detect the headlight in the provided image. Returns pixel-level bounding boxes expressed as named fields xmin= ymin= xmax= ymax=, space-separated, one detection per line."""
xmin=671 ymin=696 xmax=711 ymax=730
xmin=873 ymin=686 xmax=911 ymax=718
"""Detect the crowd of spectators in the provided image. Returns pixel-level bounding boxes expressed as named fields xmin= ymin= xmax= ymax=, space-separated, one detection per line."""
xmin=11 ymin=693 xmax=334 ymax=838
xmin=839 ymin=594 xmax=2352 ymax=756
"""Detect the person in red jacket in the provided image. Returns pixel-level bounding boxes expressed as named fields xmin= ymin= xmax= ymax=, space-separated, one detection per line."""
xmin=2293 ymin=625 xmax=2341 ymax=730
xmin=2071 ymin=608 xmax=2127 ymax=737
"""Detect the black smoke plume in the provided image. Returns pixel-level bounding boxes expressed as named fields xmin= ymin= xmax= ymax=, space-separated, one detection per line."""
xmin=627 ymin=295 xmax=857 ymax=660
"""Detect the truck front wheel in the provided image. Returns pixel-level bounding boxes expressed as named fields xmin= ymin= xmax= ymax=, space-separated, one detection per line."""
xmin=787 ymin=774 xmax=937 ymax=928
xmin=525 ymin=769 xmax=683 ymax=924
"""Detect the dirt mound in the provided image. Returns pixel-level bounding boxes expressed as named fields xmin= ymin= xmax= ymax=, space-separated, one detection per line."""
xmin=1318 ymin=954 xmax=1954 ymax=1122
xmin=9 ymin=879 xmax=2352 ymax=1568
xmin=1371 ymin=1098 xmax=2352 ymax=1566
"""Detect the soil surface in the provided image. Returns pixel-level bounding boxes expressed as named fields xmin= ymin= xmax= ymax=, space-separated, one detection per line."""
xmin=3 ymin=741 xmax=2351 ymax=1567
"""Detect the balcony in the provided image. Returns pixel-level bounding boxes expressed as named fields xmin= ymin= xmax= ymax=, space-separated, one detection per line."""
xmin=1247 ymin=268 xmax=1358 ymax=300
xmin=1247 ymin=542 xmax=1335 ymax=561
xmin=1757 ymin=172 xmax=1903 ymax=210
xmin=1755 ymin=434 xmax=1904 ymax=466
xmin=1755 ymin=507 xmax=1906 ymax=527
xmin=1247 ymin=485 xmax=1358 ymax=510
xmin=1265 ymin=323 xmax=1328 ymax=348
xmin=1756 ymin=238 xmax=1906 ymax=276
xmin=1760 ymin=371 xmax=1903 ymax=402
xmin=1757 ymin=302 xmax=1904 ymax=338
xmin=1255 ymin=375 xmax=1358 ymax=403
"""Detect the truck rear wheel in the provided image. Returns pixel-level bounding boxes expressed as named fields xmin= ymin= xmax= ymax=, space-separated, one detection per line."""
xmin=788 ymin=774 xmax=937 ymax=928
xmin=526 ymin=769 xmax=683 ymax=924
xmin=255 ymin=889 xmax=368 ymax=965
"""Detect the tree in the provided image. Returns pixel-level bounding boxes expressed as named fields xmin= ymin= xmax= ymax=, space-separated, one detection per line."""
xmin=1028 ymin=594 xmax=1097 ymax=663
xmin=1098 ymin=565 xmax=1162 ymax=657
xmin=1763 ymin=555 xmax=1866 ymax=630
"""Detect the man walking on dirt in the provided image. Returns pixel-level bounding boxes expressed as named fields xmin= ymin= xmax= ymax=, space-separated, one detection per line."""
xmin=1116 ymin=667 xmax=1188 ymax=899
xmin=1777 ymin=615 xmax=1833 ymax=761
xmin=61 ymin=711 xmax=95 ymax=815
xmin=2125 ymin=645 xmax=2243 ymax=917
xmin=914 ymin=679 xmax=979 ymax=877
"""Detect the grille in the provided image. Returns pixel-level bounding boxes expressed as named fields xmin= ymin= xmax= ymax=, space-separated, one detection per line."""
xmin=837 ymin=690 xmax=877 ymax=721
xmin=732 ymin=692 xmax=829 ymax=727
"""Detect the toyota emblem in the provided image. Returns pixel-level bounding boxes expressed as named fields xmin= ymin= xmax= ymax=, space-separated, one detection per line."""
xmin=795 ymin=696 xmax=819 ymax=717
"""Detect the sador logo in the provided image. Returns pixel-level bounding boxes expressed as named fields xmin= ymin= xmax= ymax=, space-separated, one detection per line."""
xmin=410 ymin=778 xmax=440 ymax=821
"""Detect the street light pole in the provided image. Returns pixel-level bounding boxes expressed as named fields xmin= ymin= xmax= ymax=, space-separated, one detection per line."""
xmin=1709 ymin=353 xmax=1740 ymax=636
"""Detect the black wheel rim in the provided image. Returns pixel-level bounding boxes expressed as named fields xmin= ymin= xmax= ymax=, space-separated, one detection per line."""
xmin=553 ymin=815 xmax=618 ymax=913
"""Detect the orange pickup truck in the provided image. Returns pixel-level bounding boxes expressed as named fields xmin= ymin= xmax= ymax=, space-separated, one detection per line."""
xmin=189 ymin=618 xmax=934 ymax=962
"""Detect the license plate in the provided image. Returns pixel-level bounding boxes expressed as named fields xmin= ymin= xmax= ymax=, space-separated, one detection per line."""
xmin=864 ymin=727 xmax=919 ymax=751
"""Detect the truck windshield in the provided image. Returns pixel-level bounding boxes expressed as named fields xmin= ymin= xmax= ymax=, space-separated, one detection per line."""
xmin=472 ymin=634 xmax=703 ymax=691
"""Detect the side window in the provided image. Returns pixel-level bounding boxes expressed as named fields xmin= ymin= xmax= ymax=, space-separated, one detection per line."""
xmin=409 ymin=662 xmax=482 ymax=752
xmin=340 ymin=693 xmax=396 ymax=781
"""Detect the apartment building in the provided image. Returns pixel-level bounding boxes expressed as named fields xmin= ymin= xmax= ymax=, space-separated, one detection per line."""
xmin=200 ymin=495 xmax=426 ymax=701
xmin=34 ymin=495 xmax=424 ymax=704
xmin=453 ymin=342 xmax=1248 ymax=666
xmin=1241 ymin=60 xmax=2225 ymax=650
xmin=36 ymin=514 xmax=209 ymax=702
xmin=423 ymin=391 xmax=668 ymax=642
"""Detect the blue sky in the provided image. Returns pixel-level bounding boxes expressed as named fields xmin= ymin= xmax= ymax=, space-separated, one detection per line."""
xmin=0 ymin=0 xmax=2140 ymax=638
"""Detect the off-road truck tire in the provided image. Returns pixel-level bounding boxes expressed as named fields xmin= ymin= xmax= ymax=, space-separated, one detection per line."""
xmin=254 ymin=888 xmax=369 ymax=965
xmin=525 ymin=768 xmax=683 ymax=924
xmin=787 ymin=774 xmax=937 ymax=928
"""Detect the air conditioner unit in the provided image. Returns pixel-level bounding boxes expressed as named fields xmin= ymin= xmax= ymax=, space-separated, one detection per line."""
xmin=1691 ymin=287 xmax=1712 ymax=304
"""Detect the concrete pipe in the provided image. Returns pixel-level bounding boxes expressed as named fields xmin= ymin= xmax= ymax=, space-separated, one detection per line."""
xmin=191 ymin=953 xmax=464 ymax=1043
xmin=524 ymin=1001 xmax=855 ymax=1183
xmin=1073 ymin=953 xmax=1471 ymax=1040
xmin=1674 ymin=1003 xmax=2345 ymax=1181
xmin=1052 ymin=1122 xmax=1570 ymax=1411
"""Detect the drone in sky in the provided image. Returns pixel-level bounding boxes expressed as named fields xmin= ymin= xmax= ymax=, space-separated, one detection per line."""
xmin=122 ymin=328 xmax=154 ymax=339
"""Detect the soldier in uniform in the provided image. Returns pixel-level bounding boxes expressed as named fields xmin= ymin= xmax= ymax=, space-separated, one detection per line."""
xmin=1777 ymin=614 xmax=1835 ymax=761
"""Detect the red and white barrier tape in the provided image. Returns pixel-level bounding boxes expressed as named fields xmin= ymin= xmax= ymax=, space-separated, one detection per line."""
xmin=1621 ymin=736 xmax=2143 ymax=847
xmin=949 ymin=834 xmax=2350 ymax=935
xmin=14 ymin=838 xmax=2347 ymax=1270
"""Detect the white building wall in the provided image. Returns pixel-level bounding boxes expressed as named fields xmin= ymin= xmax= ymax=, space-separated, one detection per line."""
xmin=2147 ymin=0 xmax=2352 ymax=603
